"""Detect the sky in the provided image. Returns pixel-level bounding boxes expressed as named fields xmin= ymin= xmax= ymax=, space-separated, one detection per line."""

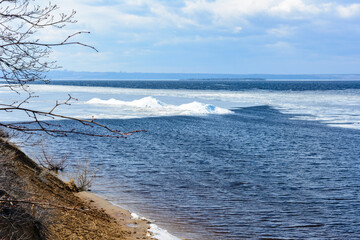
xmin=37 ymin=0 xmax=360 ymax=74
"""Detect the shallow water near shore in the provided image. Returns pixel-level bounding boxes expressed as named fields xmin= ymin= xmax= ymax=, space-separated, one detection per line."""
xmin=5 ymin=80 xmax=360 ymax=239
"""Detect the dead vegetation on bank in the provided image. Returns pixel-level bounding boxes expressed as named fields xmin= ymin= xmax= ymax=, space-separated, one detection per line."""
xmin=0 ymin=132 xmax=150 ymax=240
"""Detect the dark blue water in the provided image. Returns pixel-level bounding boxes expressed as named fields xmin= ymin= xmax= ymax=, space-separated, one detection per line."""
xmin=31 ymin=107 xmax=360 ymax=239
xmin=32 ymin=79 xmax=360 ymax=91
xmin=19 ymin=80 xmax=360 ymax=239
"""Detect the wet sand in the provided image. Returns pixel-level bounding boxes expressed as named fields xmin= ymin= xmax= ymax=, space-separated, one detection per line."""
xmin=77 ymin=191 xmax=152 ymax=239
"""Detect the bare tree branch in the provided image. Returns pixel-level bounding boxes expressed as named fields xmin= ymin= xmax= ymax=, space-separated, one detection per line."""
xmin=0 ymin=0 xmax=144 ymax=137
xmin=0 ymin=101 xmax=146 ymax=137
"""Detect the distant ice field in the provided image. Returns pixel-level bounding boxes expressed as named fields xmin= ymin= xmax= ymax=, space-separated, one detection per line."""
xmin=1 ymin=81 xmax=360 ymax=130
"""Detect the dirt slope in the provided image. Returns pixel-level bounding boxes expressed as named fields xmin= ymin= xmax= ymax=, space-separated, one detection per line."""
xmin=0 ymin=136 xmax=151 ymax=240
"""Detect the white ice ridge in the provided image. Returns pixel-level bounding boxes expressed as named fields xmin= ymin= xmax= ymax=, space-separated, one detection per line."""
xmin=86 ymin=96 xmax=233 ymax=116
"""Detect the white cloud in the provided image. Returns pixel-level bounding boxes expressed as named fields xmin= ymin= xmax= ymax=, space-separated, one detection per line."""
xmin=266 ymin=41 xmax=296 ymax=54
xmin=269 ymin=0 xmax=326 ymax=15
xmin=35 ymin=0 xmax=360 ymax=37
xmin=182 ymin=0 xmax=360 ymax=23
xmin=148 ymin=3 xmax=198 ymax=28
xmin=154 ymin=35 xmax=240 ymax=46
xmin=337 ymin=4 xmax=360 ymax=18
xmin=35 ymin=28 xmax=76 ymax=43
xmin=32 ymin=0 xmax=360 ymax=60
xmin=233 ymin=26 xmax=243 ymax=33
xmin=182 ymin=0 xmax=329 ymax=19
xmin=267 ymin=25 xmax=297 ymax=37
xmin=76 ymin=6 xmax=155 ymax=32
xmin=266 ymin=41 xmax=292 ymax=48
xmin=122 ymin=48 xmax=152 ymax=56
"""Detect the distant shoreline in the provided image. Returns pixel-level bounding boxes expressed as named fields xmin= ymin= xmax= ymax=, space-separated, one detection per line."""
xmin=46 ymin=70 xmax=360 ymax=81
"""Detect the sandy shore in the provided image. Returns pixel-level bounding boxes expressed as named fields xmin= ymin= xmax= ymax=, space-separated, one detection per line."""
xmin=77 ymin=192 xmax=185 ymax=240
xmin=77 ymin=191 xmax=152 ymax=239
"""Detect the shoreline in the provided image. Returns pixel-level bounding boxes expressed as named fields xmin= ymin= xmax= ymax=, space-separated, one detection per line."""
xmin=0 ymin=132 xmax=184 ymax=240
xmin=77 ymin=191 xmax=183 ymax=240
xmin=77 ymin=191 xmax=151 ymax=239
xmin=0 ymin=136 xmax=181 ymax=240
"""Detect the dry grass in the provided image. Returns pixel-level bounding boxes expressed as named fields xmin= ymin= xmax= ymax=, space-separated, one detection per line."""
xmin=0 ymin=130 xmax=141 ymax=240
xmin=36 ymin=144 xmax=68 ymax=174
xmin=73 ymin=159 xmax=97 ymax=192
xmin=0 ymin=144 xmax=49 ymax=240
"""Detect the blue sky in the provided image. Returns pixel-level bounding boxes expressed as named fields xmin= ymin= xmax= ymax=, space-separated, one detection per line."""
xmin=41 ymin=0 xmax=360 ymax=74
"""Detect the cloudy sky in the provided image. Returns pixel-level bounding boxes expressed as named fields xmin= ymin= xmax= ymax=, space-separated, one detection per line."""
xmin=41 ymin=0 xmax=360 ymax=74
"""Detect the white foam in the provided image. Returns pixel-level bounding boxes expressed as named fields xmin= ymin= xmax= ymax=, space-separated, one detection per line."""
xmin=129 ymin=211 xmax=181 ymax=240
xmin=149 ymin=223 xmax=182 ymax=240
xmin=131 ymin=212 xmax=141 ymax=220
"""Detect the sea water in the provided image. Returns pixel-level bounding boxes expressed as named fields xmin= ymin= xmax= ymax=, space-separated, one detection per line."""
xmin=1 ymin=80 xmax=360 ymax=239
